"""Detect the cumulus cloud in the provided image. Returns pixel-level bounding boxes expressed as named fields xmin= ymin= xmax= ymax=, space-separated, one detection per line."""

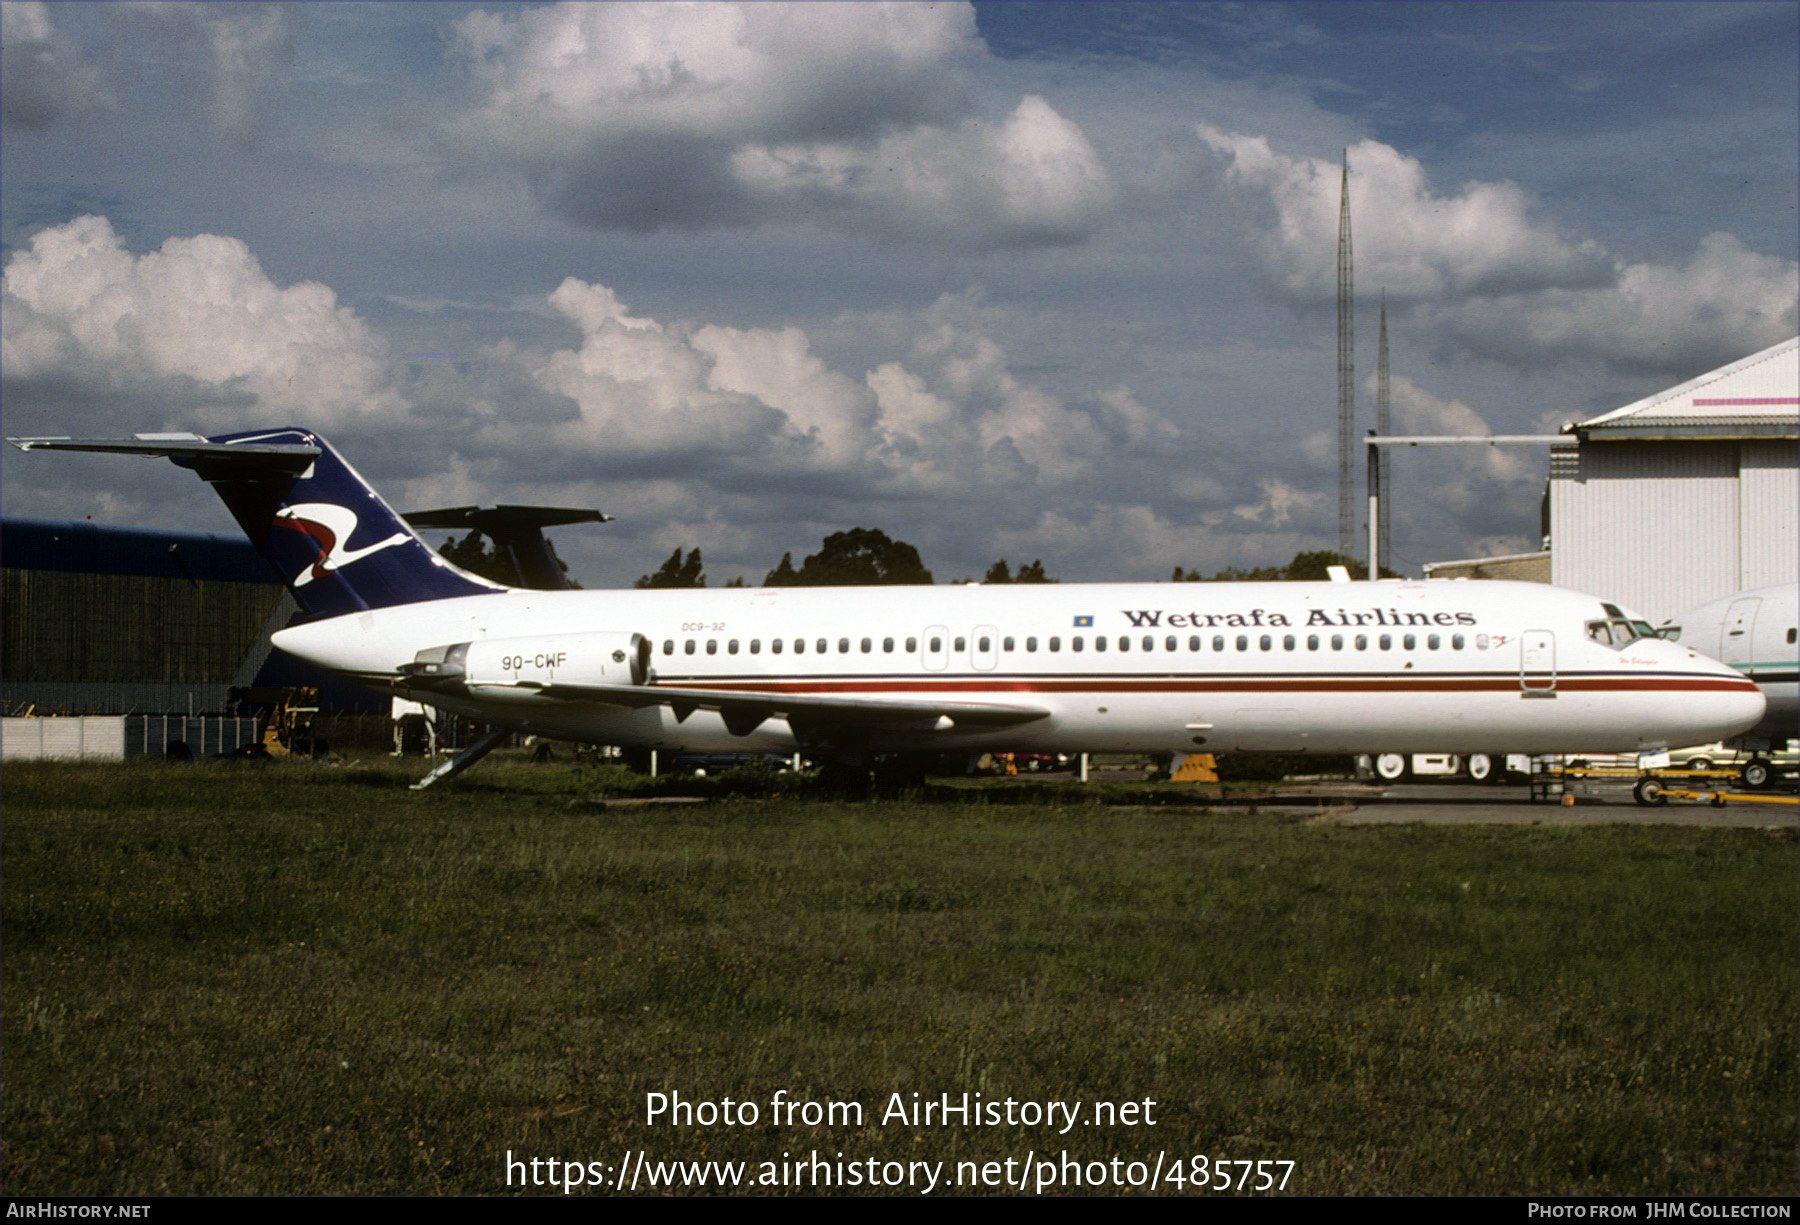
xmin=733 ymin=94 xmax=1115 ymax=248
xmin=1199 ymin=125 xmax=1799 ymax=378
xmin=1418 ymin=232 xmax=1800 ymax=376
xmin=1 ymin=215 xmax=403 ymax=429
xmin=445 ymin=1 xmax=1114 ymax=247
xmin=1198 ymin=126 xmax=1610 ymax=301
xmin=455 ymin=279 xmax=1178 ymax=508
xmin=1 ymin=1 xmax=112 ymax=129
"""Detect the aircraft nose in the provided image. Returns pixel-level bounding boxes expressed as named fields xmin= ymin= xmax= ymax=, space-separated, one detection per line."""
xmin=1699 ymin=657 xmax=1766 ymax=740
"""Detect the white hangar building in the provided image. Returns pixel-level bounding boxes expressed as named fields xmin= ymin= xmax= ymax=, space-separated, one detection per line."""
xmin=1550 ymin=336 xmax=1798 ymax=622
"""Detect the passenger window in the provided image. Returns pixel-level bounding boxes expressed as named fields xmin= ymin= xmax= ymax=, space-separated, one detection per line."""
xmin=1789 ymin=628 xmax=1797 ymax=645
xmin=1002 ymin=637 xmax=1014 ymax=651
xmin=838 ymin=638 xmax=849 ymax=653
xmin=773 ymin=639 xmax=784 ymax=654
xmin=1427 ymin=634 xmax=1439 ymax=650
xmin=728 ymin=639 xmax=739 ymax=654
xmin=1214 ymin=636 xmax=1226 ymax=651
xmin=1379 ymin=634 xmax=1391 ymax=650
xmin=954 ymin=637 xmax=966 ymax=652
xmin=685 ymin=639 xmax=696 ymax=655
xmin=1026 ymin=636 xmax=1038 ymax=652
xmin=1260 ymin=635 xmax=1273 ymax=651
xmin=906 ymin=637 xmax=917 ymax=652
xmin=1073 ymin=637 xmax=1085 ymax=652
xmin=1050 ymin=637 xmax=1062 ymax=652
xmin=929 ymin=637 xmax=942 ymax=653
xmin=1331 ymin=634 xmax=1343 ymax=650
xmin=750 ymin=639 xmax=760 ymax=654
xmin=1452 ymin=634 xmax=1464 ymax=650
xmin=1235 ymin=635 xmax=1248 ymax=651
xmin=1166 ymin=636 xmax=1177 ymax=652
xmin=1280 ymin=634 xmax=1293 ymax=650
xmin=663 ymin=640 xmax=674 ymax=655
xmin=1476 ymin=634 xmax=1488 ymax=650
xmin=1403 ymin=633 xmax=1416 ymax=650
xmin=1093 ymin=636 xmax=1105 ymax=652
xmin=883 ymin=637 xmax=895 ymax=653
xmin=1355 ymin=634 xmax=1366 ymax=650
xmin=978 ymin=637 xmax=991 ymax=653
xmin=816 ymin=639 xmax=827 ymax=654
xmin=794 ymin=639 xmax=806 ymax=655
xmin=860 ymin=638 xmax=872 ymax=653
xmin=707 ymin=639 xmax=718 ymax=655
xmin=1187 ymin=636 xmax=1199 ymax=651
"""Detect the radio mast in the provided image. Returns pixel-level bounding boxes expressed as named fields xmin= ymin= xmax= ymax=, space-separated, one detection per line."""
xmin=1337 ymin=151 xmax=1355 ymax=558
xmin=1377 ymin=293 xmax=1391 ymax=572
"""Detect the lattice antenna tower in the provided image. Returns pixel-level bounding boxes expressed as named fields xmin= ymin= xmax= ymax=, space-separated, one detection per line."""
xmin=1377 ymin=292 xmax=1391 ymax=571
xmin=1337 ymin=150 xmax=1355 ymax=558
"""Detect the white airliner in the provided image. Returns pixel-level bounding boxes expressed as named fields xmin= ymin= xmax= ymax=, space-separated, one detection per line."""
xmin=8 ymin=428 xmax=1767 ymax=785
xmin=1658 ymin=583 xmax=1798 ymax=778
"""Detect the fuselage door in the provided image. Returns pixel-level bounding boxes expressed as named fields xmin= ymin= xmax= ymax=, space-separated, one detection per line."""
xmin=1520 ymin=629 xmax=1556 ymax=694
xmin=972 ymin=624 xmax=998 ymax=672
xmin=923 ymin=625 xmax=950 ymax=672
xmin=1721 ymin=597 xmax=1760 ymax=668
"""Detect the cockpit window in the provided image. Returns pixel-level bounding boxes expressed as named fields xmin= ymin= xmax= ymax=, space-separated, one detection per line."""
xmin=1588 ymin=618 xmax=1656 ymax=648
xmin=1659 ymin=625 xmax=1681 ymax=643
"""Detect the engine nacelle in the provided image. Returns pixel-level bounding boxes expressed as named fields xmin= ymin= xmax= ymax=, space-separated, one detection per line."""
xmin=402 ymin=631 xmax=650 ymax=691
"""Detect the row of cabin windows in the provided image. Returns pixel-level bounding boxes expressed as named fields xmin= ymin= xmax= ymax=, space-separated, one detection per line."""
xmin=661 ymin=631 xmax=1487 ymax=657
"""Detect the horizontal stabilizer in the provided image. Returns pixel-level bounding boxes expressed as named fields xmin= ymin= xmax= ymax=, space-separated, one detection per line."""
xmin=8 ymin=434 xmax=321 ymax=473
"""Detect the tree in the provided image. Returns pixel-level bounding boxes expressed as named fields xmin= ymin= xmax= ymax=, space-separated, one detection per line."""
xmin=763 ymin=552 xmax=800 ymax=586
xmin=635 ymin=547 xmax=706 ymax=589
xmin=983 ymin=558 xmax=1055 ymax=583
xmin=1171 ymin=551 xmax=1398 ymax=583
xmin=438 ymin=531 xmax=579 ymax=588
xmin=764 ymin=529 xmax=933 ymax=586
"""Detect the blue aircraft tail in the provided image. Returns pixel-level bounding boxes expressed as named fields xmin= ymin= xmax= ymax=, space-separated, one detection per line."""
xmin=180 ymin=428 xmax=506 ymax=618
xmin=10 ymin=427 xmax=505 ymax=619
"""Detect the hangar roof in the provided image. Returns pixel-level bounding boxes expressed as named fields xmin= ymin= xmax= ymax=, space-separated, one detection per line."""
xmin=0 ymin=517 xmax=280 ymax=585
xmin=1575 ymin=336 xmax=1798 ymax=440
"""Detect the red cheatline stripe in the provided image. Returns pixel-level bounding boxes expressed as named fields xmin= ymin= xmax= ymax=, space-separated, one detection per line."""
xmin=653 ymin=674 xmax=1756 ymax=697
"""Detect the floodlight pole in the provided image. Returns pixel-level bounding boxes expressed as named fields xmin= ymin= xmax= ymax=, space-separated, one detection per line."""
xmin=1363 ymin=434 xmax=1568 ymax=578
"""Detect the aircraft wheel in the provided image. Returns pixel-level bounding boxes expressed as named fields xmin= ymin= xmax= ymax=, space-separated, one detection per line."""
xmin=1374 ymin=753 xmax=1408 ymax=781
xmin=1740 ymin=758 xmax=1773 ymax=790
xmin=1467 ymin=753 xmax=1494 ymax=782
xmin=1632 ymin=778 xmax=1667 ymax=807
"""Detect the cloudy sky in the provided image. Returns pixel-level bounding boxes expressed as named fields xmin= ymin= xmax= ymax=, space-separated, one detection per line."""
xmin=3 ymin=1 xmax=1795 ymax=586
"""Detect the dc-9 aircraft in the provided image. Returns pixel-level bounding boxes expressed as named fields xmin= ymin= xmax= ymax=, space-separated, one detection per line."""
xmin=10 ymin=428 xmax=1765 ymax=785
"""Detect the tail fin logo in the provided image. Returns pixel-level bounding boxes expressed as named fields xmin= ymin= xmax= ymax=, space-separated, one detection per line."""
xmin=273 ymin=502 xmax=410 ymax=587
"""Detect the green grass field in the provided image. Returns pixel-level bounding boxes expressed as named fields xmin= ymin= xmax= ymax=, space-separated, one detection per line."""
xmin=4 ymin=756 xmax=1794 ymax=1195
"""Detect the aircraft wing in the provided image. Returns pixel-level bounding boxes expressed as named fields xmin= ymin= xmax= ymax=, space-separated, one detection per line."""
xmin=517 ymin=680 xmax=1050 ymax=738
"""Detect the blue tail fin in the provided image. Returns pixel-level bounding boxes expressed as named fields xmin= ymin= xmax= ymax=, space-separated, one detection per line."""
xmin=178 ymin=428 xmax=506 ymax=618
xmin=8 ymin=427 xmax=505 ymax=618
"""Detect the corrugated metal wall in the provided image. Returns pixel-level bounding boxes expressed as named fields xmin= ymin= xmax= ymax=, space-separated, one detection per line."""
xmin=3 ymin=569 xmax=282 ymax=685
xmin=1551 ymin=441 xmax=1744 ymax=621
xmin=1739 ymin=440 xmax=1800 ymax=590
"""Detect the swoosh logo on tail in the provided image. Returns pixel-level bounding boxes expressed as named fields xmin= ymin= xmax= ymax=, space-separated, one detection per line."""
xmin=273 ymin=502 xmax=408 ymax=586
